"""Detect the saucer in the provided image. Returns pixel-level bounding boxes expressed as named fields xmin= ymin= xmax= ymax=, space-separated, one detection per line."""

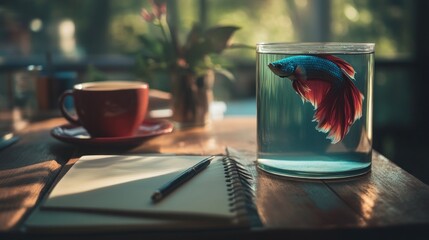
xmin=51 ymin=119 xmax=173 ymax=146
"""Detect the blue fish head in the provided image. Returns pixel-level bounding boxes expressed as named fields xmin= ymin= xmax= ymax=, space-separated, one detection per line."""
xmin=268 ymin=61 xmax=295 ymax=78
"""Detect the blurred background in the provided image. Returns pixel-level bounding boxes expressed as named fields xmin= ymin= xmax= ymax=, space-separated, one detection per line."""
xmin=1 ymin=0 xmax=428 ymax=183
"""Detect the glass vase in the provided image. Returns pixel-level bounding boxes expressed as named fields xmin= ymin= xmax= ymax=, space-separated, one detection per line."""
xmin=171 ymin=70 xmax=214 ymax=128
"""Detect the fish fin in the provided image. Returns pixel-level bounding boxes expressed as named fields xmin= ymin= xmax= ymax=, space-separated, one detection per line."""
xmin=292 ymin=78 xmax=310 ymax=102
xmin=291 ymin=66 xmax=310 ymax=102
xmin=302 ymin=79 xmax=331 ymax=108
xmin=292 ymin=63 xmax=332 ymax=108
xmin=313 ymin=77 xmax=364 ymax=144
xmin=320 ymin=54 xmax=356 ymax=80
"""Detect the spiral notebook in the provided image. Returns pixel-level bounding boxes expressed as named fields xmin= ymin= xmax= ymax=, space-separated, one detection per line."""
xmin=25 ymin=154 xmax=259 ymax=232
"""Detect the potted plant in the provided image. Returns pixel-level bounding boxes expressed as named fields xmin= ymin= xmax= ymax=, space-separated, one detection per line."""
xmin=136 ymin=0 xmax=240 ymax=128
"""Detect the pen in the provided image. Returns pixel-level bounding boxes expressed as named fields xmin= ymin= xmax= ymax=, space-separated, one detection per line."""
xmin=151 ymin=155 xmax=215 ymax=203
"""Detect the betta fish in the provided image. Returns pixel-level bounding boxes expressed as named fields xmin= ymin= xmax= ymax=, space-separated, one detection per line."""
xmin=268 ymin=55 xmax=364 ymax=144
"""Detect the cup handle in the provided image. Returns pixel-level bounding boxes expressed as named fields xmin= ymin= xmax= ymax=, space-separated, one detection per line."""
xmin=59 ymin=90 xmax=80 ymax=125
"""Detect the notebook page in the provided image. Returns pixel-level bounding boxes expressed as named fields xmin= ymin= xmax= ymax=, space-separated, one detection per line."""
xmin=43 ymin=155 xmax=235 ymax=220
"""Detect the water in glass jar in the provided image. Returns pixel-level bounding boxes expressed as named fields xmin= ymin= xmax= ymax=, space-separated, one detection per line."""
xmin=257 ymin=51 xmax=373 ymax=179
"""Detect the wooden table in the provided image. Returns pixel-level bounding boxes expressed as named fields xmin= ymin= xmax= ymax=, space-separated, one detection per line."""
xmin=1 ymin=117 xmax=429 ymax=239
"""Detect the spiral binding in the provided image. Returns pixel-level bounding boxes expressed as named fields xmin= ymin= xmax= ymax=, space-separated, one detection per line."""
xmin=221 ymin=156 xmax=261 ymax=227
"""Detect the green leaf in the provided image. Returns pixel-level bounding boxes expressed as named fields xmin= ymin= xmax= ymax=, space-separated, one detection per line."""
xmin=184 ymin=25 xmax=240 ymax=69
xmin=213 ymin=66 xmax=235 ymax=81
xmin=228 ymin=43 xmax=254 ymax=50
xmin=138 ymin=34 xmax=165 ymax=58
xmin=203 ymin=26 xmax=240 ymax=53
xmin=183 ymin=24 xmax=203 ymax=52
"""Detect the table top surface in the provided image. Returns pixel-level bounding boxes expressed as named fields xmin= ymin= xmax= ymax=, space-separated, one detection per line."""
xmin=1 ymin=117 xmax=429 ymax=239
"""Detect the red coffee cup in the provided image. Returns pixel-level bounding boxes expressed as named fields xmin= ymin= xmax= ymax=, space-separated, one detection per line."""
xmin=59 ymin=81 xmax=149 ymax=138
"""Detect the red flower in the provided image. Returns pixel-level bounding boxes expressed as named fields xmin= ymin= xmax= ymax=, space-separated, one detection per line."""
xmin=141 ymin=0 xmax=166 ymax=22
xmin=141 ymin=8 xmax=155 ymax=22
xmin=151 ymin=0 xmax=167 ymax=17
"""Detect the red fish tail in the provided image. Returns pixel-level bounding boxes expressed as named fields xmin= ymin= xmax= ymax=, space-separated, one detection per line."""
xmin=313 ymin=77 xmax=363 ymax=144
